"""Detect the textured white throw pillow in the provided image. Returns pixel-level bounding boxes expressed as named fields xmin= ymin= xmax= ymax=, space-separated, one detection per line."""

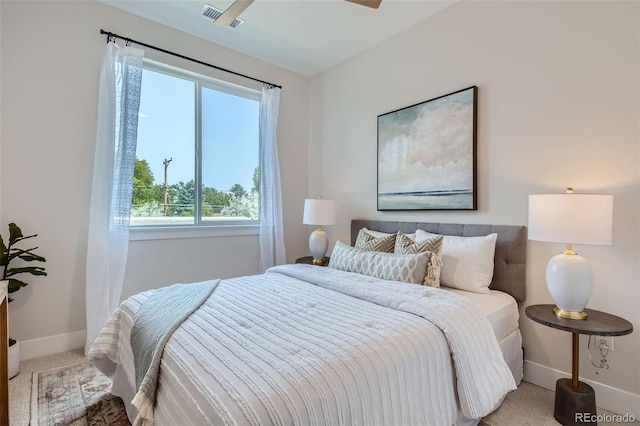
xmin=415 ymin=230 xmax=498 ymax=294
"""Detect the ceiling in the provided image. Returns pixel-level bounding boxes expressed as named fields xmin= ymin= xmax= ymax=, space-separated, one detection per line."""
xmin=99 ymin=0 xmax=455 ymax=77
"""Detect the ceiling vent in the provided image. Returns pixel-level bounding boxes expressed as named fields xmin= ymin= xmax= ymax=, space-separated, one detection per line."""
xmin=202 ymin=3 xmax=245 ymax=28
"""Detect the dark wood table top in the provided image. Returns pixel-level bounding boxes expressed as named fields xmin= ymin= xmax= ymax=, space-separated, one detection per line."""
xmin=295 ymin=256 xmax=330 ymax=266
xmin=526 ymin=304 xmax=633 ymax=336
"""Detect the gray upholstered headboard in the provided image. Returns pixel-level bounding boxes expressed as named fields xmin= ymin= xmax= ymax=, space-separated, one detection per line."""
xmin=350 ymin=220 xmax=527 ymax=303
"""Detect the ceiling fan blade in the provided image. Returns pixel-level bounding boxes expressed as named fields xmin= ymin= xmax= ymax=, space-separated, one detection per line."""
xmin=214 ymin=0 xmax=255 ymax=26
xmin=345 ymin=0 xmax=382 ymax=9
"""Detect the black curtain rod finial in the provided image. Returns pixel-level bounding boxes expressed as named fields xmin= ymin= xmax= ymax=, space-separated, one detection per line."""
xmin=98 ymin=28 xmax=282 ymax=89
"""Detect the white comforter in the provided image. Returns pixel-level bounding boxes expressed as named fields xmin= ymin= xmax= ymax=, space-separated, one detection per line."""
xmin=89 ymin=264 xmax=515 ymax=426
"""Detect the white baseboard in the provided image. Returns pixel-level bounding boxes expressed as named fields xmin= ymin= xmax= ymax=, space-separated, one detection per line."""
xmin=18 ymin=331 xmax=86 ymax=361
xmin=524 ymin=360 xmax=640 ymax=419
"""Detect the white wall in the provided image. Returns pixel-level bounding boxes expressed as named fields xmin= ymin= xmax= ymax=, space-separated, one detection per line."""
xmin=0 ymin=0 xmax=309 ymax=346
xmin=310 ymin=0 xmax=640 ymax=414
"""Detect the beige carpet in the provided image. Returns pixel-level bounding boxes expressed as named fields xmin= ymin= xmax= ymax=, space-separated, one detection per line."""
xmin=9 ymin=350 xmax=639 ymax=425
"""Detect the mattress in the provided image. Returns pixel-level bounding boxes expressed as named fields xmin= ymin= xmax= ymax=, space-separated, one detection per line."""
xmin=440 ymin=286 xmax=523 ymax=384
xmin=440 ymin=287 xmax=520 ymax=342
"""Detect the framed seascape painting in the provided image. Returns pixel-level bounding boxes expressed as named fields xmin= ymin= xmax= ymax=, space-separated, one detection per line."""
xmin=377 ymin=86 xmax=478 ymax=211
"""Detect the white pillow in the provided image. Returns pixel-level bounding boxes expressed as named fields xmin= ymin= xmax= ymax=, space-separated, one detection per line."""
xmin=415 ymin=230 xmax=498 ymax=294
xmin=329 ymin=241 xmax=429 ymax=285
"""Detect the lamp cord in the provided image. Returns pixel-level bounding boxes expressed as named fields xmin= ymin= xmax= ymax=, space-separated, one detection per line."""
xmin=587 ymin=335 xmax=611 ymax=374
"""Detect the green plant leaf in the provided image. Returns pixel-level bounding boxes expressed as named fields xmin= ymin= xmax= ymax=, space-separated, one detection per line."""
xmin=9 ymin=234 xmax=37 ymax=245
xmin=6 ymin=266 xmax=47 ymax=277
xmin=17 ymin=252 xmax=46 ymax=263
xmin=10 ymin=247 xmax=45 ymax=262
xmin=8 ymin=223 xmax=24 ymax=243
xmin=7 ymin=278 xmax=27 ymax=293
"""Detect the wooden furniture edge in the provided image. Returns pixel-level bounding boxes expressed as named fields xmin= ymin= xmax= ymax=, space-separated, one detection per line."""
xmin=0 ymin=282 xmax=8 ymax=423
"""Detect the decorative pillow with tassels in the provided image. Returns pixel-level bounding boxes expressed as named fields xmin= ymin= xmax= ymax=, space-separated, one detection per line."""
xmin=394 ymin=232 xmax=443 ymax=287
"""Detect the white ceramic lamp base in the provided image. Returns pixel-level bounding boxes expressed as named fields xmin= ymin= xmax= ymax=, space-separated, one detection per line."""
xmin=546 ymin=253 xmax=594 ymax=320
xmin=309 ymin=228 xmax=328 ymax=264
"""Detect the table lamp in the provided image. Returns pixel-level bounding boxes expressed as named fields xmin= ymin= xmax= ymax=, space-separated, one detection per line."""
xmin=303 ymin=197 xmax=336 ymax=265
xmin=528 ymin=188 xmax=613 ymax=320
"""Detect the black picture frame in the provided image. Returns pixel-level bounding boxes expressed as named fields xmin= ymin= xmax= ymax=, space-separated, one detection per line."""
xmin=377 ymin=86 xmax=478 ymax=211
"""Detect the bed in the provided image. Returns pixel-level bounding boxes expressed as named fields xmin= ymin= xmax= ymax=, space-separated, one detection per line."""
xmin=89 ymin=220 xmax=527 ymax=426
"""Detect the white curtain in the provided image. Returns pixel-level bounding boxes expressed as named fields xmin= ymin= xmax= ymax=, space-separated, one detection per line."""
xmin=259 ymin=86 xmax=286 ymax=272
xmin=85 ymin=42 xmax=144 ymax=353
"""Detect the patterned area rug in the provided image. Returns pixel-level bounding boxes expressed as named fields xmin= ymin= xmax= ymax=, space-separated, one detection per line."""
xmin=31 ymin=361 xmax=130 ymax=426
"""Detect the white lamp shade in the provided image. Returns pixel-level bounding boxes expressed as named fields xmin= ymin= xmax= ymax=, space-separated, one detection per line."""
xmin=528 ymin=194 xmax=613 ymax=245
xmin=303 ymin=199 xmax=336 ymax=226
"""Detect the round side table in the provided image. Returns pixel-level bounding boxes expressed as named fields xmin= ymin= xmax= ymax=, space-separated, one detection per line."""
xmin=526 ymin=304 xmax=633 ymax=426
xmin=295 ymin=256 xmax=329 ymax=266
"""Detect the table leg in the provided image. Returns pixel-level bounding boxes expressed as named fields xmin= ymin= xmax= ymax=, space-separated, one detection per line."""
xmin=572 ymin=332 xmax=579 ymax=389
xmin=554 ymin=332 xmax=597 ymax=425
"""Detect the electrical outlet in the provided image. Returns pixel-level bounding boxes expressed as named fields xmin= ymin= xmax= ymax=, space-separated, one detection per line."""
xmin=597 ymin=335 xmax=614 ymax=351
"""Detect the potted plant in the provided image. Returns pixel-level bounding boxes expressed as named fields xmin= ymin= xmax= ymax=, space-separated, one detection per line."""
xmin=0 ymin=223 xmax=47 ymax=378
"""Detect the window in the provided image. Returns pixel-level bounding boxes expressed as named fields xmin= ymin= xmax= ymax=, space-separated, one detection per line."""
xmin=131 ymin=61 xmax=260 ymax=228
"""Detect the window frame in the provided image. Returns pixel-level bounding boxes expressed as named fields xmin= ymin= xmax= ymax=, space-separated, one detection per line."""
xmin=130 ymin=59 xmax=262 ymax=238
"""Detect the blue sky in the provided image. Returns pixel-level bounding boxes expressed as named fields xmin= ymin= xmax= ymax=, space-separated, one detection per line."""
xmin=136 ymin=68 xmax=259 ymax=192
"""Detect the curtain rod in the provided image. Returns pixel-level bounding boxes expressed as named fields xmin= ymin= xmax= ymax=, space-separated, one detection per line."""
xmin=100 ymin=29 xmax=282 ymax=89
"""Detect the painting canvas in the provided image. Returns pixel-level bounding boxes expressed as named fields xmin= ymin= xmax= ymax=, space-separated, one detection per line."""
xmin=377 ymin=86 xmax=478 ymax=211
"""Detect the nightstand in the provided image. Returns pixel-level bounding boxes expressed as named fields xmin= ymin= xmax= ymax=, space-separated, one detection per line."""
xmin=526 ymin=304 xmax=633 ymax=426
xmin=295 ymin=256 xmax=329 ymax=266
